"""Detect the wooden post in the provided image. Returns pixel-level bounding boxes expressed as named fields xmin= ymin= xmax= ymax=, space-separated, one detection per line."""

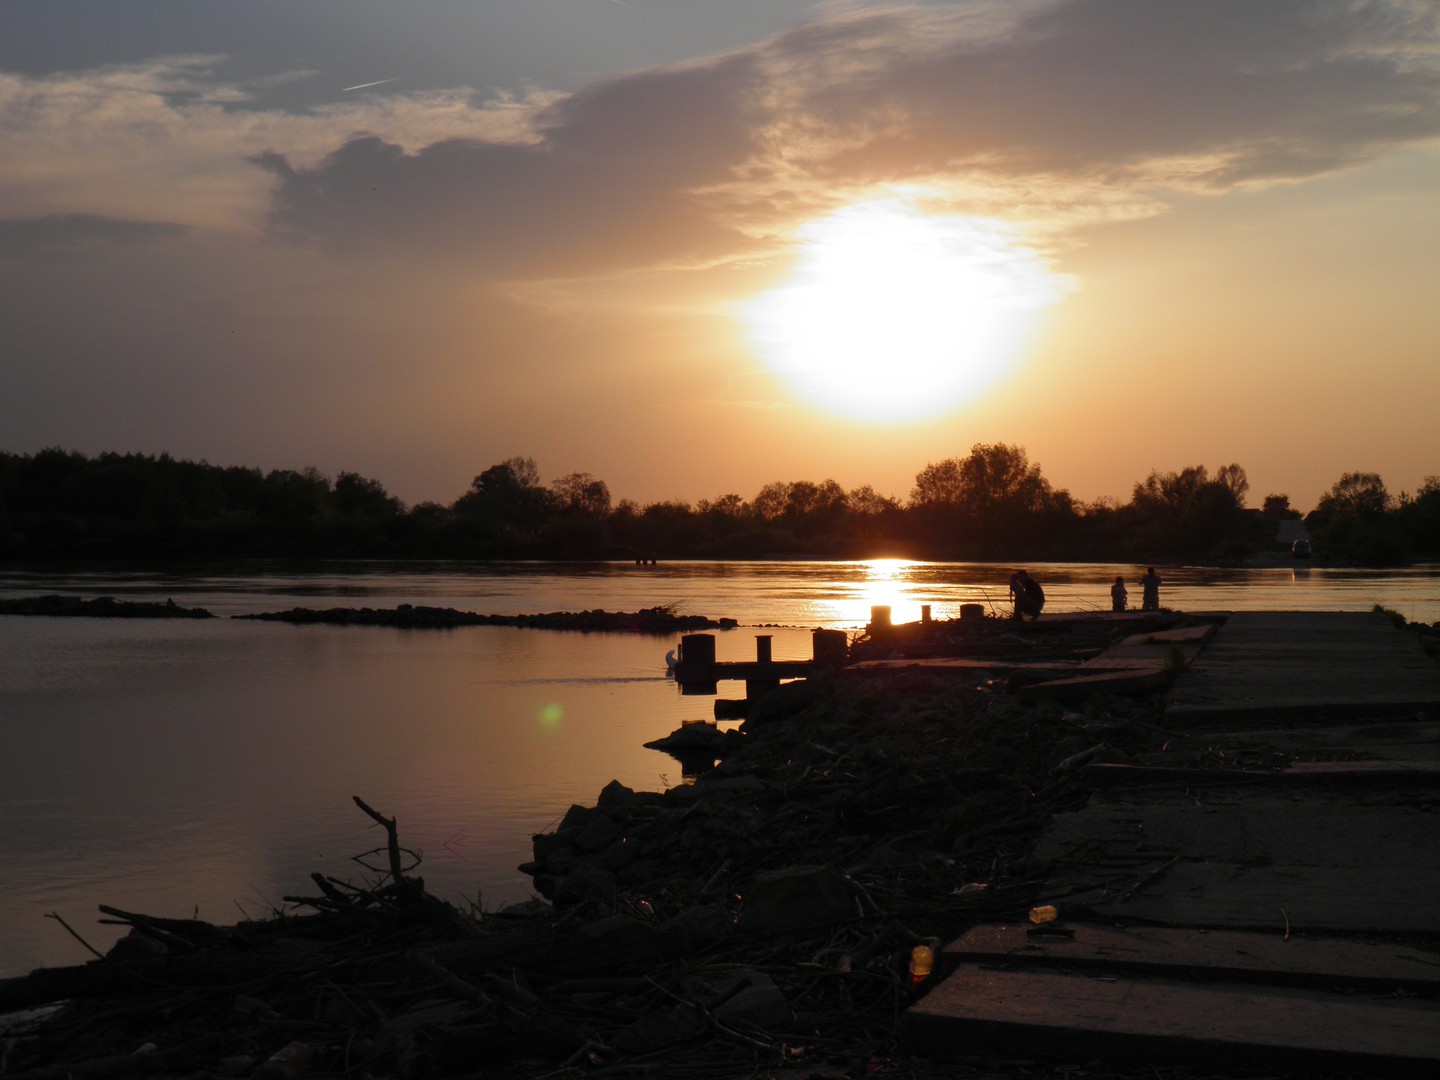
xmin=812 ymin=628 xmax=848 ymax=666
xmin=921 ymin=604 xmax=932 ymax=624
xmin=960 ymin=603 xmax=984 ymax=622
xmin=755 ymin=635 xmax=773 ymax=663
xmin=677 ymin=634 xmax=718 ymax=695
xmin=870 ymin=605 xmax=892 ymax=634
xmin=679 ymin=634 xmax=716 ymax=665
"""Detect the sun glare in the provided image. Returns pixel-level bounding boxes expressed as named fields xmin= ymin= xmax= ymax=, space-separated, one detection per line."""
xmin=741 ymin=198 xmax=1065 ymax=421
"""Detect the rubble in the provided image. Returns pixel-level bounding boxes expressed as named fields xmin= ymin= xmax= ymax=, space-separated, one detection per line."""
xmin=0 ymin=618 xmax=1209 ymax=1080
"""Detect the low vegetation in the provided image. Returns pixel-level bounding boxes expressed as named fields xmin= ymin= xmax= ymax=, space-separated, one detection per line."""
xmin=1 ymin=446 xmax=1435 ymax=565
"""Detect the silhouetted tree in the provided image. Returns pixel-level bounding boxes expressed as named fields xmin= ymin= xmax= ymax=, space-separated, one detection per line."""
xmin=1317 ymin=472 xmax=1391 ymax=519
xmin=1262 ymin=493 xmax=1301 ymax=520
xmin=909 ymin=443 xmax=1063 ymax=556
xmin=1128 ymin=464 xmax=1255 ymax=560
xmin=334 ymin=471 xmax=404 ymax=518
xmin=550 ymin=472 xmax=611 ymax=519
xmin=1312 ymin=471 xmax=1404 ymax=563
xmin=1215 ymin=463 xmax=1249 ymax=507
xmin=1395 ymin=477 xmax=1440 ymax=557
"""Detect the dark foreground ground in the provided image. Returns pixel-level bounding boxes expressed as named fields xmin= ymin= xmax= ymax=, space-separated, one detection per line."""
xmin=2 ymin=609 xmax=1436 ymax=1080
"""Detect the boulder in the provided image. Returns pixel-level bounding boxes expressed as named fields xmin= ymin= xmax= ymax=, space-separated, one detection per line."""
xmin=740 ymin=865 xmax=860 ymax=935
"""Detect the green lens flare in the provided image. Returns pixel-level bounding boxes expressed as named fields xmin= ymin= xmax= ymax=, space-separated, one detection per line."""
xmin=539 ymin=703 xmax=563 ymax=727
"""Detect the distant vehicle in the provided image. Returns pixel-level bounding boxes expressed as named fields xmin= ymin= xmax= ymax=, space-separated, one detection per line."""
xmin=1292 ymin=539 xmax=1312 ymax=558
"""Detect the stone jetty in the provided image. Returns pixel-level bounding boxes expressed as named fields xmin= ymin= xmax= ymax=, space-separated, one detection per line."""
xmin=2 ymin=607 xmax=1436 ymax=1080
xmin=908 ymin=609 xmax=1440 ymax=1076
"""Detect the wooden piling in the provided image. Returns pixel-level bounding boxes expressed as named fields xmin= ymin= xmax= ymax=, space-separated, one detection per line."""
xmin=812 ymin=629 xmax=848 ymax=666
xmin=677 ymin=634 xmax=718 ymax=695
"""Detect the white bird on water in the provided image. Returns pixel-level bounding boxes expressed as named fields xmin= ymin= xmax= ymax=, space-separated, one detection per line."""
xmin=665 ymin=649 xmax=677 ymax=674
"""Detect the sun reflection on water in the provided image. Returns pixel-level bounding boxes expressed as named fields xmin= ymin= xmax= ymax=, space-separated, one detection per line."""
xmin=811 ymin=558 xmax=930 ymax=627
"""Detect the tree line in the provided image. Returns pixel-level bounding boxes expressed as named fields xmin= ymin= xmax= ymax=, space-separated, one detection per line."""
xmin=0 ymin=446 xmax=1435 ymax=565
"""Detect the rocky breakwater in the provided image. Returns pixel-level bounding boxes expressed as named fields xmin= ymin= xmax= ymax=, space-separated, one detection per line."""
xmin=0 ymin=618 xmax=1175 ymax=1080
xmin=0 ymin=594 xmax=214 ymax=618
xmin=515 ymin=656 xmax=1164 ymax=1051
xmin=235 ymin=604 xmax=737 ymax=632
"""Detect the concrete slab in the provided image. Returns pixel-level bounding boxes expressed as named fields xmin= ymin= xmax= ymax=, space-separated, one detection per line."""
xmin=1031 ymin=787 xmax=1440 ymax=935
xmin=941 ymin=923 xmax=1440 ymax=992
xmin=907 ymin=966 xmax=1440 ymax=1075
xmin=1132 ymin=719 xmax=1440 ymax=765
xmin=906 ymin=610 xmax=1440 ymax=1074
xmin=1166 ymin=611 xmax=1440 ymax=725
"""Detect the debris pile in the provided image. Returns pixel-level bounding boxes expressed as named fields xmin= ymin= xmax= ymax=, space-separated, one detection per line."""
xmin=1 ymin=623 xmax=1183 ymax=1080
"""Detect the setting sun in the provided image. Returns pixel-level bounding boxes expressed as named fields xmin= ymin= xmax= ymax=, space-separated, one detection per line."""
xmin=740 ymin=198 xmax=1066 ymax=421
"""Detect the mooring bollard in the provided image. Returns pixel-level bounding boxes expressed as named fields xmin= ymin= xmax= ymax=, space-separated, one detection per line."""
xmin=812 ymin=628 xmax=848 ymax=666
xmin=870 ymin=605 xmax=892 ymax=634
xmin=677 ymin=633 xmax=718 ymax=695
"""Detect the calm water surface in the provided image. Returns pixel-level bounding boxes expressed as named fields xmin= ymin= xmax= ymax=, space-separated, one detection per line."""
xmin=2 ymin=559 xmax=1437 ymax=976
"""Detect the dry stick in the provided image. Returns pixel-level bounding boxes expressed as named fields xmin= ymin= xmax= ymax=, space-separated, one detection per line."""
xmin=1120 ymin=853 xmax=1181 ymax=902
xmin=309 ymin=872 xmax=357 ymax=908
xmin=44 ymin=912 xmax=105 ymax=960
xmin=408 ymin=951 xmax=494 ymax=1009
xmin=352 ymin=795 xmax=405 ymax=886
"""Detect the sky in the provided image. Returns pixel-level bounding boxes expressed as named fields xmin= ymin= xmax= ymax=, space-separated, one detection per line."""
xmin=2 ymin=0 xmax=1437 ymax=514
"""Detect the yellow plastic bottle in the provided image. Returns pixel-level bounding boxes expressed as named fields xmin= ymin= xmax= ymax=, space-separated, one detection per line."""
xmin=908 ymin=944 xmax=934 ymax=984
xmin=1028 ymin=904 xmax=1058 ymax=924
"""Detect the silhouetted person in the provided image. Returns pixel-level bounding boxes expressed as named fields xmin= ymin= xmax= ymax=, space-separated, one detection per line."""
xmin=1111 ymin=575 xmax=1128 ymax=612
xmin=1140 ymin=567 xmax=1162 ymax=611
xmin=1009 ymin=569 xmax=1045 ymax=620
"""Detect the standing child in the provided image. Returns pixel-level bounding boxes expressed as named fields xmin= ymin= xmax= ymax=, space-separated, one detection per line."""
xmin=1110 ymin=575 xmax=1128 ymax=612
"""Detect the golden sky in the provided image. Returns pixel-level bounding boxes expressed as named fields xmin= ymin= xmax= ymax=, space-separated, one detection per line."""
xmin=2 ymin=1 xmax=1437 ymax=512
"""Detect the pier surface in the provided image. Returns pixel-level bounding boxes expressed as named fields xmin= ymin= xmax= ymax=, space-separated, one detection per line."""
xmin=1165 ymin=609 xmax=1440 ymax=723
xmin=907 ymin=610 xmax=1440 ymax=1075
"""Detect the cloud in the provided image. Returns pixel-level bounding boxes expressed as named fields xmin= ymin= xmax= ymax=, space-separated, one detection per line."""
xmin=256 ymin=50 xmax=767 ymax=278
xmin=252 ymin=0 xmax=1440 ymax=280
xmin=0 ymin=57 xmax=552 ymax=230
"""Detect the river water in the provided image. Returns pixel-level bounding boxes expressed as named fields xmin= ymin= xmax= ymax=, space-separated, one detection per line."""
xmin=2 ymin=559 xmax=1436 ymax=977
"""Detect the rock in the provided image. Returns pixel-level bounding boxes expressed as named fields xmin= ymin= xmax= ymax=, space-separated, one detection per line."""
xmin=552 ymin=862 xmax=615 ymax=907
xmin=596 ymin=779 xmax=636 ymax=808
xmin=739 ymin=865 xmax=860 ymax=936
xmin=601 ymin=838 xmax=637 ymax=871
xmin=687 ymin=969 xmax=790 ymax=1027
xmin=106 ymin=931 xmax=168 ymax=960
xmin=573 ymin=815 xmax=621 ymax=853
xmin=742 ymin=680 xmax=821 ymax=726
xmin=558 ymin=804 xmax=593 ymax=831
xmin=659 ymin=903 xmax=733 ymax=949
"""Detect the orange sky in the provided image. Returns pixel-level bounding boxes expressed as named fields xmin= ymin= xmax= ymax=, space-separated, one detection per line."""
xmin=2 ymin=1 xmax=1437 ymax=513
